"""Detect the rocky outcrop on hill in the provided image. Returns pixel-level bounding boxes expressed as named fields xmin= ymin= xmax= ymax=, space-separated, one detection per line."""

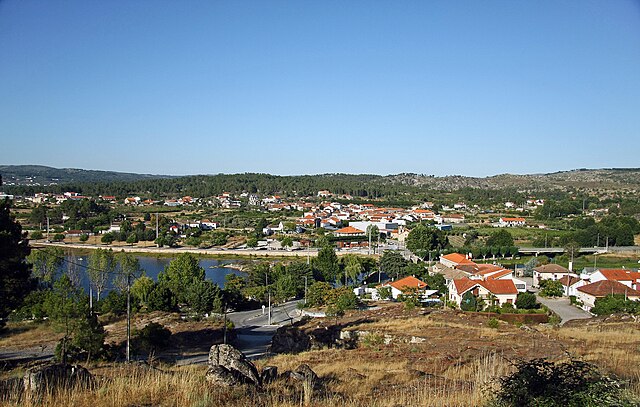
xmin=206 ymin=344 xmax=261 ymax=387
xmin=271 ymin=324 xmax=360 ymax=354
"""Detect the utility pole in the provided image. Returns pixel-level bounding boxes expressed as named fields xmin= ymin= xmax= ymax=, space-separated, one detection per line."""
xmin=304 ymin=276 xmax=308 ymax=305
xmin=126 ymin=272 xmax=131 ymax=362
xmin=46 ymin=217 xmax=50 ymax=242
xmin=266 ymin=273 xmax=271 ymax=325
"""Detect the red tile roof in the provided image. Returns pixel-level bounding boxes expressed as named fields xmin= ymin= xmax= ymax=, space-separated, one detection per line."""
xmin=442 ymin=253 xmax=475 ymax=265
xmin=453 ymin=278 xmax=518 ymax=295
xmin=501 ymin=217 xmax=526 ymax=222
xmin=598 ymin=269 xmax=640 ymax=282
xmin=534 ymin=264 xmax=570 ymax=274
xmin=333 ymin=226 xmax=365 ymax=235
xmin=577 ymin=280 xmax=640 ymax=297
xmin=386 ymin=276 xmax=428 ymax=291
xmin=558 ymin=275 xmax=582 ymax=287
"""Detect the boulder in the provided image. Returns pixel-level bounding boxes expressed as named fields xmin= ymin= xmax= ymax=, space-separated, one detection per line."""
xmin=23 ymin=364 xmax=94 ymax=397
xmin=271 ymin=326 xmax=311 ymax=354
xmin=208 ymin=344 xmax=261 ymax=386
xmin=205 ymin=365 xmax=242 ymax=387
xmin=261 ymin=366 xmax=278 ymax=384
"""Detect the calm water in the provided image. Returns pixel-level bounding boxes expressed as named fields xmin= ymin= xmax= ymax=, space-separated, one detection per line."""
xmin=62 ymin=255 xmax=244 ymax=293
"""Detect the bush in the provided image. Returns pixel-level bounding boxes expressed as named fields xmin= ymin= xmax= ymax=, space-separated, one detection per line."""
xmin=515 ymin=292 xmax=539 ymax=310
xmin=98 ymin=290 xmax=128 ymax=316
xmin=79 ymin=234 xmax=89 ymax=242
xmin=30 ymin=230 xmax=44 ymax=240
xmin=133 ymin=322 xmax=171 ymax=354
xmin=488 ymin=358 xmax=638 ymax=406
xmin=101 ymin=233 xmax=115 ymax=244
xmin=53 ymin=233 xmax=65 ymax=242
xmin=487 ymin=317 xmax=499 ymax=329
xmin=539 ymin=279 xmax=564 ymax=297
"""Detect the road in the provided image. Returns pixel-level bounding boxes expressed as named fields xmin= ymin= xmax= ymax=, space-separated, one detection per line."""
xmin=176 ymin=300 xmax=302 ymax=365
xmin=535 ymin=295 xmax=592 ymax=326
xmin=0 ymin=301 xmax=302 ymax=367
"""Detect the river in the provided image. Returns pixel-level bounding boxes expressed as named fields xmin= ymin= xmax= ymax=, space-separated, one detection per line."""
xmin=61 ymin=254 xmax=245 ymax=293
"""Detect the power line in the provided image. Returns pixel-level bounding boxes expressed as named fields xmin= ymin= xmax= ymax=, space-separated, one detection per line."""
xmin=31 ymin=246 xmax=132 ymax=276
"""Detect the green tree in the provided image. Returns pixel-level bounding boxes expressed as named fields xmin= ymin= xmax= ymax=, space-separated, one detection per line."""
xmin=539 ymin=279 xmax=564 ymax=297
xmin=341 ymin=254 xmax=363 ymax=286
xmin=379 ymin=250 xmax=407 ymax=280
xmin=515 ymin=292 xmax=539 ymax=310
xmin=486 ymin=229 xmax=514 ymax=248
xmin=377 ymin=286 xmax=392 ymax=300
xmin=27 ymin=247 xmax=64 ymax=284
xmin=126 ymin=233 xmax=138 ymax=245
xmin=87 ymin=248 xmax=115 ymax=303
xmin=147 ymin=282 xmax=176 ymax=312
xmin=306 ymin=281 xmax=333 ymax=307
xmin=101 ymin=233 xmax=115 ymax=244
xmin=114 ymin=252 xmax=143 ymax=293
xmin=246 ymin=237 xmax=258 ymax=248
xmin=313 ymin=246 xmax=340 ymax=282
xmin=79 ymin=233 xmax=89 ymax=242
xmin=406 ymin=224 xmax=448 ymax=259
xmin=45 ymin=274 xmax=89 ymax=362
xmin=460 ymin=291 xmax=478 ymax=311
xmin=158 ymin=253 xmax=205 ymax=304
xmin=131 ymin=275 xmax=155 ymax=307
xmin=592 ymin=294 xmax=640 ymax=316
xmin=31 ymin=230 xmax=44 ymax=240
xmin=280 ymin=236 xmax=293 ymax=249
xmin=0 ymin=200 xmax=35 ymax=328
xmin=185 ymin=280 xmax=222 ymax=313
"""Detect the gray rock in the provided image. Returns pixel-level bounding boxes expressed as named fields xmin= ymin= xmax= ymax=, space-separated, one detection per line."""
xmin=23 ymin=364 xmax=94 ymax=397
xmin=205 ymin=365 xmax=241 ymax=387
xmin=208 ymin=344 xmax=261 ymax=386
xmin=261 ymin=366 xmax=278 ymax=384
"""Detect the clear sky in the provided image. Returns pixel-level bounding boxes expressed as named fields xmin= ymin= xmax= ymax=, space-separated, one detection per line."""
xmin=1 ymin=1 xmax=639 ymax=177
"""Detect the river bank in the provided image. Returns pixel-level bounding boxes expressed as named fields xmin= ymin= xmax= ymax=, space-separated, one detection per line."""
xmin=31 ymin=241 xmax=321 ymax=261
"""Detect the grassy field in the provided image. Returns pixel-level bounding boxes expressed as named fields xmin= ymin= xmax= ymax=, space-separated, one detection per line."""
xmin=2 ymin=305 xmax=639 ymax=406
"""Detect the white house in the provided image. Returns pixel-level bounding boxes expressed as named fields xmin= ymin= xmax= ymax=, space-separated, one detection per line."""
xmin=558 ymin=275 xmax=585 ymax=297
xmin=448 ymin=278 xmax=518 ymax=308
xmin=378 ymin=276 xmax=429 ymax=300
xmin=533 ymin=264 xmax=576 ymax=287
xmin=587 ymin=269 xmax=640 ymax=291
xmin=575 ymin=280 xmax=640 ymax=312
xmin=498 ymin=217 xmax=526 ymax=227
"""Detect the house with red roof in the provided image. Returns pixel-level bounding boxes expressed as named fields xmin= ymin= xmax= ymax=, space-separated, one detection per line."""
xmin=558 ymin=275 xmax=586 ymax=297
xmin=576 ymin=280 xmax=640 ymax=312
xmin=439 ymin=252 xmax=475 ymax=269
xmin=378 ymin=276 xmax=429 ymax=300
xmin=588 ymin=269 xmax=640 ymax=291
xmin=448 ymin=278 xmax=518 ymax=308
xmin=333 ymin=226 xmax=365 ymax=237
xmin=533 ymin=264 xmax=576 ymax=287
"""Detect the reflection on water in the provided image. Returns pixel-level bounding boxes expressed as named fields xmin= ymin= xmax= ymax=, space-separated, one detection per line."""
xmin=61 ymin=255 xmax=244 ymax=293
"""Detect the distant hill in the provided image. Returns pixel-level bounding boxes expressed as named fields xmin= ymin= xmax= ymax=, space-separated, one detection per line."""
xmin=2 ymin=165 xmax=639 ymax=198
xmin=0 ymin=165 xmax=172 ymax=187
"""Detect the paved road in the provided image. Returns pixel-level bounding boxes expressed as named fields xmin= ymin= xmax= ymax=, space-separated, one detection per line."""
xmin=535 ymin=295 xmax=592 ymax=325
xmin=1 ymin=301 xmax=302 ymax=367
xmin=176 ymin=300 xmax=302 ymax=365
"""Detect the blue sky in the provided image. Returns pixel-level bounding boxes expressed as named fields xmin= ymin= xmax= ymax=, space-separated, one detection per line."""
xmin=1 ymin=1 xmax=639 ymax=176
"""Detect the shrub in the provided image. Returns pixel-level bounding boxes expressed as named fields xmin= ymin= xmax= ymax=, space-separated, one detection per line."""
xmin=101 ymin=233 xmax=115 ymax=244
xmin=515 ymin=292 xmax=538 ymax=309
xmin=539 ymin=279 xmax=564 ymax=297
xmin=30 ymin=230 xmax=44 ymax=240
xmin=79 ymin=234 xmax=89 ymax=242
xmin=133 ymin=322 xmax=171 ymax=354
xmin=487 ymin=358 xmax=638 ymax=406
xmin=53 ymin=233 xmax=65 ymax=242
xmin=487 ymin=317 xmax=499 ymax=329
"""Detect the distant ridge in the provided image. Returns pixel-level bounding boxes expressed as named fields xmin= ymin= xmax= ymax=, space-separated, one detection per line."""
xmin=0 ymin=165 xmax=173 ymax=186
xmin=1 ymin=165 xmax=639 ymax=195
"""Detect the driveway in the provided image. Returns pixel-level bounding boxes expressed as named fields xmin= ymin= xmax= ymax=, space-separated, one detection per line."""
xmin=535 ymin=295 xmax=592 ymax=325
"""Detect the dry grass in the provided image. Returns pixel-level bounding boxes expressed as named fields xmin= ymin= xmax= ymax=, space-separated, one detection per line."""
xmin=2 ymin=308 xmax=639 ymax=406
xmin=0 ymin=321 xmax=61 ymax=350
